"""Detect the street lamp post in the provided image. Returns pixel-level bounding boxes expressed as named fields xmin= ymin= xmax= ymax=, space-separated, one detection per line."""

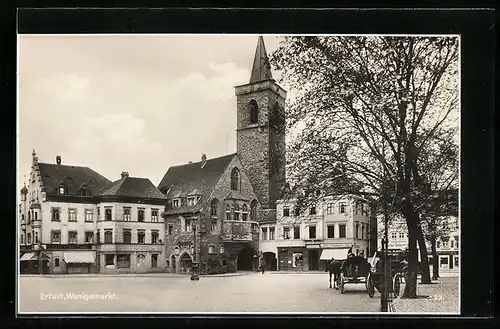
xmin=190 ymin=220 xmax=200 ymax=281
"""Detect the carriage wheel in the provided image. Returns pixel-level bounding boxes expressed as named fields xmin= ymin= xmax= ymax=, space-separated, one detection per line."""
xmin=367 ymin=274 xmax=375 ymax=298
xmin=339 ymin=274 xmax=345 ymax=294
xmin=393 ymin=273 xmax=401 ymax=297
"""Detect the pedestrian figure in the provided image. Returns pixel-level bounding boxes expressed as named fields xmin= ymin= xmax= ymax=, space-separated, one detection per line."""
xmin=260 ymin=262 xmax=266 ymax=274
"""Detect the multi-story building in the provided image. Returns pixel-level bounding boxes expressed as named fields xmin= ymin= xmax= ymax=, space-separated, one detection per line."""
xmin=259 ymin=195 xmax=374 ymax=271
xmin=158 ymin=154 xmax=262 ymax=274
xmin=157 ymin=36 xmax=287 ymax=274
xmin=19 ymin=152 xmax=167 ymax=274
xmin=377 ymin=216 xmax=459 ymax=275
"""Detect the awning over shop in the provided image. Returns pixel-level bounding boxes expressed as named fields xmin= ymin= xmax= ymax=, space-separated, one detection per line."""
xmin=320 ymin=248 xmax=350 ymax=261
xmin=20 ymin=252 xmax=38 ymax=261
xmin=63 ymin=252 xmax=95 ymax=264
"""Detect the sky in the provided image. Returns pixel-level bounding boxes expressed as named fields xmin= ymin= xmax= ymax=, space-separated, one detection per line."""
xmin=18 ymin=35 xmax=282 ymax=187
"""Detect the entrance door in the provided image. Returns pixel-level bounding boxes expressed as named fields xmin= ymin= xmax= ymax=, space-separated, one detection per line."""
xmin=309 ymin=250 xmax=319 ymax=270
xmin=41 ymin=259 xmax=50 ymax=274
xmin=279 ymin=251 xmax=288 ymax=271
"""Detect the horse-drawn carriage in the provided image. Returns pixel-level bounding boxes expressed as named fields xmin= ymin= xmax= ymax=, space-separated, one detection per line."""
xmin=337 ymin=255 xmax=371 ymax=294
xmin=366 ymin=250 xmax=405 ymax=298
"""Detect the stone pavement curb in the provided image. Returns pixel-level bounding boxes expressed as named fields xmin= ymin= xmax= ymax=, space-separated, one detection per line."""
xmin=20 ymin=272 xmax=250 ymax=278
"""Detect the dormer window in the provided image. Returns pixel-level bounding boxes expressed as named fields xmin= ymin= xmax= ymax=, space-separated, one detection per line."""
xmin=188 ymin=197 xmax=197 ymax=207
xmin=173 ymin=199 xmax=180 ymax=208
xmin=80 ymin=184 xmax=89 ymax=196
xmin=58 ymin=185 xmax=65 ymax=195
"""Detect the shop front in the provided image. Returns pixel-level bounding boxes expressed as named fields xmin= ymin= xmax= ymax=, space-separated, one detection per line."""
xmin=278 ymin=247 xmax=308 ymax=271
xmin=63 ymin=252 xmax=96 ymax=274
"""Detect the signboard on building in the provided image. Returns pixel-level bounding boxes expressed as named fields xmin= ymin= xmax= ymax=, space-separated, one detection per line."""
xmin=306 ymin=244 xmax=321 ymax=249
xmin=321 ymin=243 xmax=352 ymax=249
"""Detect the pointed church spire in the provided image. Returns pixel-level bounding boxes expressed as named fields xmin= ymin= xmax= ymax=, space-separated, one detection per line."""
xmin=249 ymin=36 xmax=273 ymax=84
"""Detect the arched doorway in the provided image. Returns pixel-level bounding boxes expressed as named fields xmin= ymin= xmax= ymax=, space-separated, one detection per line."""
xmin=236 ymin=244 xmax=255 ymax=271
xmin=179 ymin=253 xmax=192 ymax=273
xmin=137 ymin=254 xmax=146 ymax=272
xmin=263 ymin=252 xmax=277 ymax=271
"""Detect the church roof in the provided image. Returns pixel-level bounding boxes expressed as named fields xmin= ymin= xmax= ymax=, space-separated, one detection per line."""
xmin=249 ymin=36 xmax=273 ymax=84
xmin=99 ymin=176 xmax=167 ymax=200
xmin=38 ymin=162 xmax=111 ymax=196
xmin=158 ymin=153 xmax=237 ymax=211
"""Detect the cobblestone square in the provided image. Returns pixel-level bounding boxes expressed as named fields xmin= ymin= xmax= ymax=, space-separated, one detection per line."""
xmin=19 ymin=273 xmax=383 ymax=313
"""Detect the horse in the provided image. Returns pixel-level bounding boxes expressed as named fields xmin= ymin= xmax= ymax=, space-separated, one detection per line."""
xmin=325 ymin=259 xmax=342 ymax=289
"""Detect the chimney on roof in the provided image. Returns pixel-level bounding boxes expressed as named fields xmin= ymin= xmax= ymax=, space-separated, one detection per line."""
xmin=121 ymin=171 xmax=129 ymax=179
xmin=56 ymin=156 xmax=61 ymax=165
xmin=201 ymin=154 xmax=207 ymax=168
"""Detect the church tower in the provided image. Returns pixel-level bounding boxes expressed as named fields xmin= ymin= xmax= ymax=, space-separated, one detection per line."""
xmin=235 ymin=36 xmax=287 ymax=211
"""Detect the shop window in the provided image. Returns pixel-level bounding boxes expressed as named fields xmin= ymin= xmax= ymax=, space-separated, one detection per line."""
xmin=292 ymin=253 xmax=303 ymax=267
xmin=116 ymin=254 xmax=130 ymax=268
xmin=105 ymin=254 xmax=115 ymax=266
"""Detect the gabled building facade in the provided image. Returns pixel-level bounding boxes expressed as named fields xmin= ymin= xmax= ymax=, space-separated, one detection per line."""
xmin=158 ymin=154 xmax=262 ymax=274
xmin=19 ymin=152 xmax=166 ymax=274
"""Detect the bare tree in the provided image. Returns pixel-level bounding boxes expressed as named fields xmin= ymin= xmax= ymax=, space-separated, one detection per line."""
xmin=271 ymin=36 xmax=459 ymax=298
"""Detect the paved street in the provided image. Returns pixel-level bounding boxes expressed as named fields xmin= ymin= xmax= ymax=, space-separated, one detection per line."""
xmin=19 ymin=272 xmax=382 ymax=313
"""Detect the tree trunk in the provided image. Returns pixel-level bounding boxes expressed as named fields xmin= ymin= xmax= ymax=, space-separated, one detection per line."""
xmin=402 ymin=205 xmax=419 ymax=298
xmin=431 ymin=236 xmax=439 ymax=280
xmin=416 ymin=223 xmax=432 ymax=284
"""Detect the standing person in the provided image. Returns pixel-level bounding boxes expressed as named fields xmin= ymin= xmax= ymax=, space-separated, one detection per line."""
xmin=260 ymin=260 xmax=265 ymax=274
